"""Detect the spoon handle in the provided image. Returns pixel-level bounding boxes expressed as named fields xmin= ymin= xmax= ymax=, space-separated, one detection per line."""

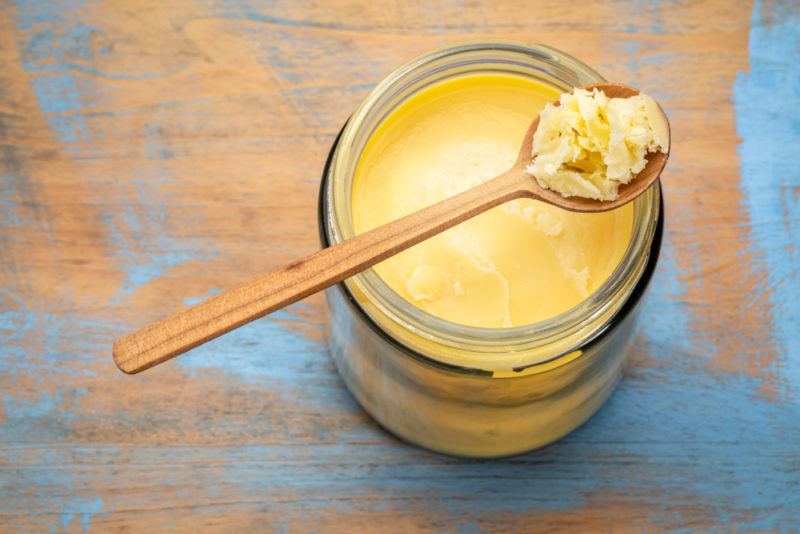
xmin=113 ymin=170 xmax=530 ymax=374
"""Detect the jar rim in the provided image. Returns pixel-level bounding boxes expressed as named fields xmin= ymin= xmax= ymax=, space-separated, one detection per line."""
xmin=322 ymin=41 xmax=662 ymax=371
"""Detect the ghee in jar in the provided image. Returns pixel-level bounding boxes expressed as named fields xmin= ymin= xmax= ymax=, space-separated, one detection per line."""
xmin=352 ymin=73 xmax=633 ymax=328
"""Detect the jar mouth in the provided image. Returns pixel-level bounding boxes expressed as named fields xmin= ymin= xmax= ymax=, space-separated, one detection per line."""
xmin=323 ymin=41 xmax=661 ymax=370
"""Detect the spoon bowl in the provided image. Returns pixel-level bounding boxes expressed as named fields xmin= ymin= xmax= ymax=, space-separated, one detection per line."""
xmin=514 ymin=82 xmax=670 ymax=212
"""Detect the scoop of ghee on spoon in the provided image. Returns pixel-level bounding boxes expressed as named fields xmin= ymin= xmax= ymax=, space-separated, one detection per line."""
xmin=528 ymin=86 xmax=669 ymax=201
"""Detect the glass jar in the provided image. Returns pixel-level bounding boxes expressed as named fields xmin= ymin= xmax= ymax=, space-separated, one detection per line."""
xmin=318 ymin=42 xmax=663 ymax=458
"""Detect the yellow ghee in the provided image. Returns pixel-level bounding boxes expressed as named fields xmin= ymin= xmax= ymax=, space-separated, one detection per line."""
xmin=528 ymin=88 xmax=670 ymax=201
xmin=352 ymin=73 xmax=633 ymax=328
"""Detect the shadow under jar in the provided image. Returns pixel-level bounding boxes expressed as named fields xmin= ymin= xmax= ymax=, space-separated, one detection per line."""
xmin=318 ymin=42 xmax=663 ymax=458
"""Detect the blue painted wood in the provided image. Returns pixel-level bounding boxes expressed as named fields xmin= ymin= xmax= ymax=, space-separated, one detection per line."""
xmin=1 ymin=0 xmax=798 ymax=531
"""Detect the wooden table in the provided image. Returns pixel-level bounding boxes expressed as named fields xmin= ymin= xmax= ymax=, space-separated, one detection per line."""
xmin=2 ymin=0 xmax=798 ymax=531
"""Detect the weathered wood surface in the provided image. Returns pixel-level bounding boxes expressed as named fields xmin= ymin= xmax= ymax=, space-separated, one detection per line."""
xmin=1 ymin=0 xmax=798 ymax=531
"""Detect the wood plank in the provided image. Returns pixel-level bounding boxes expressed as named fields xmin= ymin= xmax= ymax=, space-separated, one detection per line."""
xmin=1 ymin=0 xmax=798 ymax=531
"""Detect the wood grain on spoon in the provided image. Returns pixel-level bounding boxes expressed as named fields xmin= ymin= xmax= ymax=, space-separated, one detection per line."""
xmin=112 ymin=82 xmax=670 ymax=374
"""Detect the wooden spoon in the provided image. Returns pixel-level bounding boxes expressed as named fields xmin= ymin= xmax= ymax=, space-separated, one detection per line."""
xmin=113 ymin=82 xmax=670 ymax=374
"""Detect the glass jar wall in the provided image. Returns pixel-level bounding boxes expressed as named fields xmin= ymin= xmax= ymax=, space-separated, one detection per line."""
xmin=319 ymin=42 xmax=663 ymax=457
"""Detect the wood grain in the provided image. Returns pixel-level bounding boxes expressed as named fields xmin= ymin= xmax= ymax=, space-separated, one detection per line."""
xmin=1 ymin=0 xmax=798 ymax=531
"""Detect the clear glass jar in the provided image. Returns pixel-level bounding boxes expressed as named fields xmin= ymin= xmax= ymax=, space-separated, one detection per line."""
xmin=318 ymin=42 xmax=663 ymax=458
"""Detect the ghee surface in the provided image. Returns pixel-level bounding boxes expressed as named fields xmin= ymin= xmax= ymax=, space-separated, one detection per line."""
xmin=352 ymin=73 xmax=633 ymax=328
